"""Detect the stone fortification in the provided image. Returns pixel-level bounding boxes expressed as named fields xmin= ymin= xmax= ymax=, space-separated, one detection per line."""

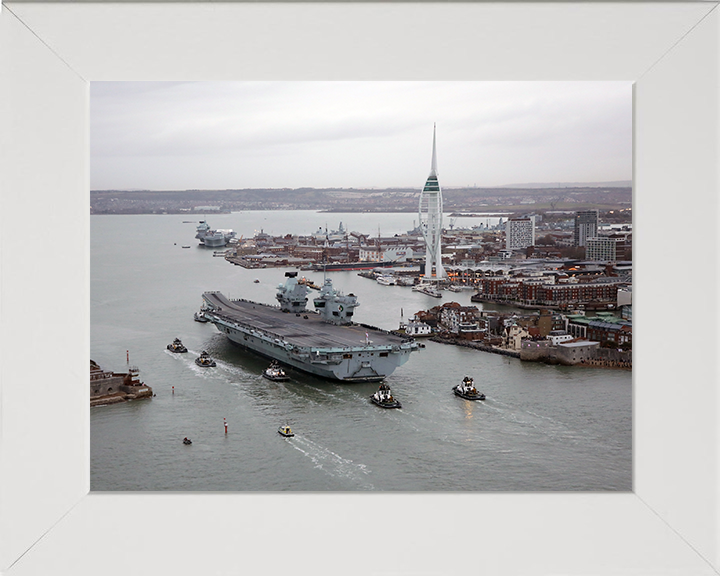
xmin=90 ymin=360 xmax=153 ymax=406
xmin=520 ymin=340 xmax=631 ymax=368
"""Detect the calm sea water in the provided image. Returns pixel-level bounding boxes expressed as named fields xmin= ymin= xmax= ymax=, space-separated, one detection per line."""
xmin=91 ymin=212 xmax=631 ymax=491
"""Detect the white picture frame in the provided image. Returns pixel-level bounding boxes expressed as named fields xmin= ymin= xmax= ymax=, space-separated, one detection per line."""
xmin=1 ymin=2 xmax=718 ymax=574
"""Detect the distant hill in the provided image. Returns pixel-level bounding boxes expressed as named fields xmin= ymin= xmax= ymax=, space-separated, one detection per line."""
xmin=498 ymin=181 xmax=632 ymax=189
xmin=91 ymin=184 xmax=632 ymax=214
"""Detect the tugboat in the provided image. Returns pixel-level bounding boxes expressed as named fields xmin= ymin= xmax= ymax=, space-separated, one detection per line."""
xmin=183 ymin=437 xmax=192 ymax=445
xmin=370 ymin=383 xmax=402 ymax=409
xmin=167 ymin=338 xmax=188 ymax=353
xmin=453 ymin=376 xmax=486 ymax=401
xmin=278 ymin=424 xmax=294 ymax=437
xmin=263 ymin=360 xmax=289 ymax=381
xmin=195 ymin=351 xmax=217 ymax=367
xmin=194 ymin=311 xmax=209 ymax=323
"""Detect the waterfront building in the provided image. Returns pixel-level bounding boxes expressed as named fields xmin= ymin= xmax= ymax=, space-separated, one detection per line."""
xmin=418 ymin=124 xmax=446 ymax=280
xmin=474 ymin=275 xmax=624 ymax=306
xmin=557 ymin=340 xmax=601 ymax=363
xmin=437 ymin=302 xmax=482 ymax=334
xmin=504 ymin=323 xmax=530 ymax=350
xmin=547 ymin=330 xmax=573 ymax=345
xmin=586 ymin=236 xmax=621 ymax=261
xmin=505 ymin=217 xmax=536 ymax=250
xmin=574 ymin=210 xmax=598 ymax=247
xmin=358 ymin=246 xmax=414 ymax=262
xmin=618 ymin=287 xmax=632 ymax=321
xmin=566 ymin=313 xmax=632 ymax=346
xmin=537 ymin=309 xmax=566 ymax=336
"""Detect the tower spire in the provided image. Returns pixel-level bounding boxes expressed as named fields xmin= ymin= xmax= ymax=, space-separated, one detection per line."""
xmin=430 ymin=122 xmax=437 ymax=177
xmin=418 ymin=123 xmax=446 ymax=281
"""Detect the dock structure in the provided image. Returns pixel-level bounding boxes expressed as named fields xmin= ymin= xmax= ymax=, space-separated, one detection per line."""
xmin=201 ymin=291 xmax=418 ymax=382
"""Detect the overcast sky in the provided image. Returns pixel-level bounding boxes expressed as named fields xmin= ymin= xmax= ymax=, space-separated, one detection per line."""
xmin=91 ymin=81 xmax=632 ymax=191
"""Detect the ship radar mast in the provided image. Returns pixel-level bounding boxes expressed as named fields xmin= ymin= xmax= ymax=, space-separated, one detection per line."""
xmin=418 ymin=123 xmax=446 ymax=281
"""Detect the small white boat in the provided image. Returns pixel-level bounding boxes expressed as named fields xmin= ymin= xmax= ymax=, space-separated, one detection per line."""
xmin=413 ymin=283 xmax=442 ymax=298
xmin=194 ymin=311 xmax=209 ymax=323
xmin=376 ymin=274 xmax=396 ymax=286
xmin=263 ymin=361 xmax=289 ymax=381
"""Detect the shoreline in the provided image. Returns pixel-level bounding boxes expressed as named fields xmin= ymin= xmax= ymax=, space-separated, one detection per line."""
xmin=429 ymin=335 xmax=631 ymax=370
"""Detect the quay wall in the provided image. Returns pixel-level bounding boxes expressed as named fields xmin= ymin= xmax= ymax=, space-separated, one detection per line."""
xmin=520 ymin=341 xmax=631 ymax=368
xmin=430 ymin=336 xmax=521 ymax=358
xmin=433 ymin=335 xmax=631 ymax=369
xmin=90 ymin=374 xmax=125 ymax=397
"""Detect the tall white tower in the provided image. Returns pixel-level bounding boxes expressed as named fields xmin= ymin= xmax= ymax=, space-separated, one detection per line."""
xmin=418 ymin=124 xmax=446 ymax=280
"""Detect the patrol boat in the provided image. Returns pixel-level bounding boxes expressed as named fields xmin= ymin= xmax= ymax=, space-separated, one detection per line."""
xmin=201 ymin=272 xmax=418 ymax=382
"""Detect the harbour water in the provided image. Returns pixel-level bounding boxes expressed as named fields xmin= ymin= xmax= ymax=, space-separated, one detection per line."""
xmin=91 ymin=212 xmax=631 ymax=491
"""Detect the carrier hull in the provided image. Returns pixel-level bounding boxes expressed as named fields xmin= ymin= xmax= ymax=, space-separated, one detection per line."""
xmin=202 ymin=292 xmax=417 ymax=382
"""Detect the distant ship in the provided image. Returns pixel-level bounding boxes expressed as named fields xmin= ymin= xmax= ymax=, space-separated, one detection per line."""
xmin=302 ymin=260 xmax=399 ymax=272
xmin=195 ymin=220 xmax=236 ymax=247
xmin=201 ymin=272 xmax=418 ymax=382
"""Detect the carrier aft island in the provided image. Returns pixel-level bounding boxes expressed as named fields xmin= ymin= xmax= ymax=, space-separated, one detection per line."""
xmin=201 ymin=272 xmax=418 ymax=382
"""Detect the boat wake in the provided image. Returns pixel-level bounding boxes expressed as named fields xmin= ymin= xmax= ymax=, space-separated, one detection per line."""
xmin=288 ymin=436 xmax=374 ymax=489
xmin=489 ymin=399 xmax=591 ymax=443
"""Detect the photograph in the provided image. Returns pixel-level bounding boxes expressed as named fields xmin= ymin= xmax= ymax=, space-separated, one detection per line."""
xmin=90 ymin=81 xmax=632 ymax=491
xmin=3 ymin=2 xmax=718 ymax=574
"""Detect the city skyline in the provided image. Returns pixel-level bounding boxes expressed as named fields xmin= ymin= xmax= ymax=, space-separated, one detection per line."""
xmin=91 ymin=81 xmax=632 ymax=191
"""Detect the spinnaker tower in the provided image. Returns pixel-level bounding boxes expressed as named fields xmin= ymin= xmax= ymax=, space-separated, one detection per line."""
xmin=418 ymin=123 xmax=446 ymax=281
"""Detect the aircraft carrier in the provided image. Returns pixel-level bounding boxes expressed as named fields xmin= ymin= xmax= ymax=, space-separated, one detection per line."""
xmin=201 ymin=272 xmax=418 ymax=382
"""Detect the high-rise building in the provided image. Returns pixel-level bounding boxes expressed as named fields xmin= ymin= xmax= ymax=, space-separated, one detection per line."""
xmin=574 ymin=210 xmax=598 ymax=246
xmin=586 ymin=236 xmax=621 ymax=261
xmin=418 ymin=124 xmax=446 ymax=280
xmin=505 ymin=217 xmax=535 ymax=250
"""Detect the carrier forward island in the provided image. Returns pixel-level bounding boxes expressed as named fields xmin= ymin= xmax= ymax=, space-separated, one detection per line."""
xmin=201 ymin=272 xmax=418 ymax=382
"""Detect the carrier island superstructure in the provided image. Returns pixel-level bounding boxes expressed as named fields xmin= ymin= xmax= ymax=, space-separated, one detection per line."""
xmin=201 ymin=273 xmax=418 ymax=382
